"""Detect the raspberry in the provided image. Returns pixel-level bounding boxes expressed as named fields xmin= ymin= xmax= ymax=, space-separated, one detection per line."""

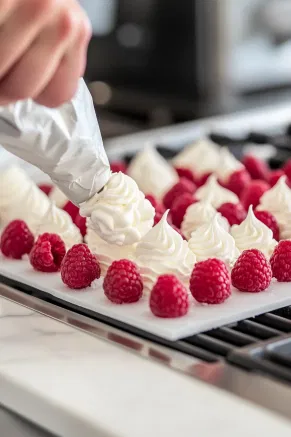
xmin=270 ymin=240 xmax=291 ymax=282
xmin=269 ymin=169 xmax=284 ymax=187
xmin=0 ymin=220 xmax=34 ymax=259
xmin=171 ymin=193 xmax=196 ymax=228
xmin=74 ymin=213 xmax=87 ymax=237
xmin=195 ymin=172 xmax=211 ymax=187
xmin=149 ymin=274 xmax=189 ymax=318
xmin=240 ymin=180 xmax=270 ymax=210
xmin=103 ymin=259 xmax=143 ymax=304
xmin=254 ymin=210 xmax=280 ymax=241
xmin=163 ymin=178 xmax=196 ymax=209
xmin=283 ymin=159 xmax=291 ymax=180
xmin=63 ymin=201 xmax=79 ymax=221
xmin=175 ymin=167 xmax=196 ymax=183
xmin=190 ymin=259 xmax=231 ymax=304
xmin=145 ymin=194 xmax=165 ymax=215
xmin=217 ymin=202 xmax=247 ymax=226
xmin=231 ymin=249 xmax=272 ymax=292
xmin=30 ymin=233 xmax=66 ymax=272
xmin=110 ymin=161 xmax=127 ymax=174
xmin=38 ymin=184 xmax=53 ymax=196
xmin=223 ymin=169 xmax=251 ymax=197
xmin=242 ymin=155 xmax=269 ymax=181
xmin=61 ymin=244 xmax=100 ymax=289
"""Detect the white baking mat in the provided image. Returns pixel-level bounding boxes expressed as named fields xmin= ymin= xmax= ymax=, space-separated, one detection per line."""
xmin=1 ymin=257 xmax=291 ymax=341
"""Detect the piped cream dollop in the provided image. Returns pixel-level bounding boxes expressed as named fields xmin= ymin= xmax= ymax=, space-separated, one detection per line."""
xmin=195 ymin=175 xmax=239 ymax=208
xmin=135 ymin=211 xmax=196 ymax=292
xmin=181 ymin=195 xmax=229 ymax=240
xmin=49 ymin=186 xmax=68 ymax=208
xmin=36 ymin=203 xmax=82 ymax=248
xmin=0 ymin=166 xmax=50 ymax=231
xmin=231 ymin=206 xmax=277 ymax=257
xmin=257 ymin=176 xmax=291 ymax=239
xmin=127 ymin=146 xmax=178 ymax=199
xmin=188 ymin=214 xmax=239 ymax=264
xmin=172 ymin=137 xmax=220 ymax=176
xmin=80 ymin=172 xmax=155 ymax=246
xmin=86 ymin=227 xmax=136 ymax=276
xmin=215 ymin=147 xmax=244 ymax=183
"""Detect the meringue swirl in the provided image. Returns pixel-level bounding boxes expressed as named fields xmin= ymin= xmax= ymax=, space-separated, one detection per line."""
xmin=49 ymin=186 xmax=68 ymax=209
xmin=231 ymin=206 xmax=277 ymax=258
xmin=181 ymin=196 xmax=229 ymax=240
xmin=80 ymin=172 xmax=155 ymax=246
xmin=135 ymin=211 xmax=196 ymax=292
xmin=195 ymin=175 xmax=239 ymax=208
xmin=127 ymin=146 xmax=178 ymax=199
xmin=188 ymin=214 xmax=239 ymax=264
xmin=173 ymin=138 xmax=220 ymax=176
xmin=215 ymin=147 xmax=244 ymax=183
xmin=36 ymin=203 xmax=82 ymax=248
xmin=86 ymin=227 xmax=136 ymax=276
xmin=258 ymin=176 xmax=291 ymax=215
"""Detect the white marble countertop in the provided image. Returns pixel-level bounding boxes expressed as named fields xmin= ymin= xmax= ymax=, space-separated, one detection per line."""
xmin=0 ymin=296 xmax=291 ymax=437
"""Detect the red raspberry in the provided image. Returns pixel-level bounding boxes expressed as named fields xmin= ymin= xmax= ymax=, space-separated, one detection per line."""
xmin=175 ymin=167 xmax=196 ymax=183
xmin=283 ymin=159 xmax=291 ymax=180
xmin=171 ymin=193 xmax=196 ymax=228
xmin=150 ymin=274 xmax=189 ymax=318
xmin=231 ymin=249 xmax=272 ymax=292
xmin=0 ymin=220 xmax=34 ymax=259
xmin=74 ymin=213 xmax=87 ymax=237
xmin=30 ymin=233 xmax=66 ymax=272
xmin=103 ymin=259 xmax=143 ymax=304
xmin=269 ymin=169 xmax=284 ymax=187
xmin=254 ymin=210 xmax=280 ymax=241
xmin=270 ymin=240 xmax=291 ymax=282
xmin=63 ymin=201 xmax=79 ymax=221
xmin=38 ymin=184 xmax=53 ymax=196
xmin=190 ymin=259 xmax=231 ymax=304
xmin=61 ymin=244 xmax=100 ymax=289
xmin=145 ymin=194 xmax=165 ymax=215
xmin=242 ymin=155 xmax=269 ymax=181
xmin=163 ymin=178 xmax=196 ymax=209
xmin=110 ymin=161 xmax=127 ymax=174
xmin=217 ymin=202 xmax=247 ymax=226
xmin=195 ymin=172 xmax=211 ymax=187
xmin=240 ymin=180 xmax=270 ymax=210
xmin=223 ymin=169 xmax=251 ymax=197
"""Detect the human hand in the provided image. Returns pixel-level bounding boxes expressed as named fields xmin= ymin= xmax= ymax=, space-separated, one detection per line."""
xmin=0 ymin=0 xmax=92 ymax=107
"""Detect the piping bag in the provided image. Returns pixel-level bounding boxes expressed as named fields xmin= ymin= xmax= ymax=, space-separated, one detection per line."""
xmin=0 ymin=79 xmax=111 ymax=205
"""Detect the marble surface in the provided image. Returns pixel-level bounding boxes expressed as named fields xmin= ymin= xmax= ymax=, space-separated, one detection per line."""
xmin=0 ymin=297 xmax=291 ymax=437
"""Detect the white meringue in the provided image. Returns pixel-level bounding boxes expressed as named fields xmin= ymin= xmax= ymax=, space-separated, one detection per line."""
xmin=215 ymin=147 xmax=244 ymax=183
xmin=231 ymin=206 xmax=277 ymax=258
xmin=86 ymin=227 xmax=136 ymax=276
xmin=0 ymin=166 xmax=50 ymax=231
xmin=127 ymin=146 xmax=178 ymax=199
xmin=80 ymin=172 xmax=155 ymax=246
xmin=36 ymin=203 xmax=82 ymax=249
xmin=181 ymin=196 xmax=229 ymax=240
xmin=49 ymin=186 xmax=68 ymax=209
xmin=135 ymin=211 xmax=196 ymax=292
xmin=195 ymin=175 xmax=239 ymax=208
xmin=188 ymin=214 xmax=239 ymax=264
xmin=172 ymin=137 xmax=220 ymax=177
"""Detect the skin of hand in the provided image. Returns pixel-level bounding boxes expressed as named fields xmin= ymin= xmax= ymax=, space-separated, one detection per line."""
xmin=0 ymin=0 xmax=92 ymax=107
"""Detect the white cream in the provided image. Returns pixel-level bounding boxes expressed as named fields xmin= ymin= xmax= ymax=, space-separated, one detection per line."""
xmin=215 ymin=147 xmax=244 ymax=183
xmin=195 ymin=175 xmax=239 ymax=208
xmin=86 ymin=227 xmax=136 ymax=276
xmin=80 ymin=172 xmax=155 ymax=246
xmin=181 ymin=196 xmax=229 ymax=240
xmin=36 ymin=203 xmax=82 ymax=249
xmin=172 ymin=137 xmax=220 ymax=177
xmin=127 ymin=146 xmax=178 ymax=199
xmin=257 ymin=176 xmax=291 ymax=241
xmin=231 ymin=206 xmax=277 ymax=258
xmin=49 ymin=186 xmax=68 ymax=209
xmin=0 ymin=166 xmax=50 ymax=231
xmin=135 ymin=211 xmax=196 ymax=293
xmin=188 ymin=214 xmax=239 ymax=264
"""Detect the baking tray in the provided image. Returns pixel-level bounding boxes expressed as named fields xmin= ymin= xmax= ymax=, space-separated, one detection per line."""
xmin=1 ymin=257 xmax=291 ymax=341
